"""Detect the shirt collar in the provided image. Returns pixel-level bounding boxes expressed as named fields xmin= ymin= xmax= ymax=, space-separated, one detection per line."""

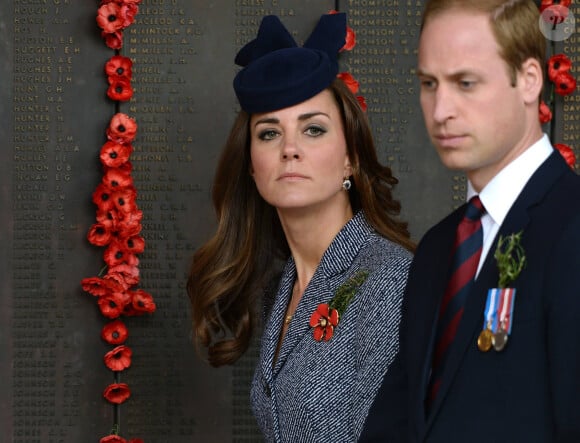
xmin=467 ymin=134 xmax=553 ymax=227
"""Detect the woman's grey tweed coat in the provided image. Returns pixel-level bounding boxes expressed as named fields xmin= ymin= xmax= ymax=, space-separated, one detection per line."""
xmin=251 ymin=211 xmax=412 ymax=442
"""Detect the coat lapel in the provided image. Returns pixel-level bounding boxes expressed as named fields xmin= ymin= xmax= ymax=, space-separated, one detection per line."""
xmin=272 ymin=269 xmax=336 ymax=375
xmin=259 ymin=261 xmax=295 ymax=382
xmin=417 ymin=221 xmax=458 ymax=407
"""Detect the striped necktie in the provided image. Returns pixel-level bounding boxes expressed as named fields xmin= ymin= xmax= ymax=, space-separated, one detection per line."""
xmin=427 ymin=196 xmax=486 ymax=409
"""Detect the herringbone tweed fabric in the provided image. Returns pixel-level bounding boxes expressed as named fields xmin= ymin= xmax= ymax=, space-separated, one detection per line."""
xmin=251 ymin=211 xmax=412 ymax=442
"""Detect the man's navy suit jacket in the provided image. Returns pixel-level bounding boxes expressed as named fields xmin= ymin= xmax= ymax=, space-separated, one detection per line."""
xmin=360 ymin=151 xmax=580 ymax=443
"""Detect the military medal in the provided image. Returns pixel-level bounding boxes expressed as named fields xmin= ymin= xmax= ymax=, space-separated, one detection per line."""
xmin=492 ymin=327 xmax=508 ymax=351
xmin=479 ymin=290 xmax=498 ymax=352
xmin=477 ymin=326 xmax=493 ymax=352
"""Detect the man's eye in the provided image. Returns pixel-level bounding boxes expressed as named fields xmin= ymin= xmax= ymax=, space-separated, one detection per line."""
xmin=420 ymin=79 xmax=436 ymax=90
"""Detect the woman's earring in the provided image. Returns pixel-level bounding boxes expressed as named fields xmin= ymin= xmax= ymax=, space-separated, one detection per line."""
xmin=342 ymin=177 xmax=352 ymax=191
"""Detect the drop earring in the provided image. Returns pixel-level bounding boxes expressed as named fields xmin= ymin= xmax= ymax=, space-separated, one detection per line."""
xmin=342 ymin=177 xmax=352 ymax=191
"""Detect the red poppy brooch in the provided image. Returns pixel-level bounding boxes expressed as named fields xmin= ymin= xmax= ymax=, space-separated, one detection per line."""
xmin=309 ymin=270 xmax=368 ymax=341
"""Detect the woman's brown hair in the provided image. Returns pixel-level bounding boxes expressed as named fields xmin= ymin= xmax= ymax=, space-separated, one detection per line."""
xmin=187 ymin=79 xmax=414 ymax=367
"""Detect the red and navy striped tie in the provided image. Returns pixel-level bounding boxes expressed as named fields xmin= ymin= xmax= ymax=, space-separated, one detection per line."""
xmin=427 ymin=196 xmax=486 ymax=409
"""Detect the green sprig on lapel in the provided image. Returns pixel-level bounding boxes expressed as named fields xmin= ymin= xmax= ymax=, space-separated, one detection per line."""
xmin=330 ymin=270 xmax=369 ymax=315
xmin=494 ymin=231 xmax=526 ymax=288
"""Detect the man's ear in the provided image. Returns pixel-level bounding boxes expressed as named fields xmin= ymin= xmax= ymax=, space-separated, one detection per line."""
xmin=518 ymin=57 xmax=544 ymax=105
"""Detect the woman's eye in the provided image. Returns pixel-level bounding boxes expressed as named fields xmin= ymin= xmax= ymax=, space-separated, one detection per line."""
xmin=258 ymin=129 xmax=279 ymax=141
xmin=305 ymin=126 xmax=326 ymax=137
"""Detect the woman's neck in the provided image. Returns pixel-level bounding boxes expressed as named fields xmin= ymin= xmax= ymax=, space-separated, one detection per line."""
xmin=279 ymin=203 xmax=353 ymax=289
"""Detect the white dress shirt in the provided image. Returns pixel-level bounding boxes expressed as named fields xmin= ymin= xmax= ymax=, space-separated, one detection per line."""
xmin=467 ymin=134 xmax=553 ymax=276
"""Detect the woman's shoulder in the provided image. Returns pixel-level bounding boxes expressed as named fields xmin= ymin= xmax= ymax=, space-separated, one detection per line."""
xmin=360 ymin=232 xmax=413 ymax=270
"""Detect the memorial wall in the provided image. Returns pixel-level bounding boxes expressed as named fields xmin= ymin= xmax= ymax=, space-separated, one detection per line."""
xmin=1 ymin=0 xmax=578 ymax=441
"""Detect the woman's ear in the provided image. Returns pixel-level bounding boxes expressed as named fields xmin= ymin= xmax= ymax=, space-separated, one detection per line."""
xmin=344 ymin=158 xmax=353 ymax=178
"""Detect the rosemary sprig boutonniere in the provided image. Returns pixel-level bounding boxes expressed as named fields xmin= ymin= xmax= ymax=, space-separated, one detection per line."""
xmin=494 ymin=231 xmax=526 ymax=288
xmin=309 ymin=270 xmax=368 ymax=342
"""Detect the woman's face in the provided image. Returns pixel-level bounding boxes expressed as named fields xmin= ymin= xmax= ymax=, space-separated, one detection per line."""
xmin=249 ymin=89 xmax=352 ymax=213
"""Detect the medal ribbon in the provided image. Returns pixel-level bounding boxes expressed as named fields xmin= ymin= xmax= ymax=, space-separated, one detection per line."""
xmin=483 ymin=288 xmax=499 ymax=332
xmin=497 ymin=288 xmax=516 ymax=334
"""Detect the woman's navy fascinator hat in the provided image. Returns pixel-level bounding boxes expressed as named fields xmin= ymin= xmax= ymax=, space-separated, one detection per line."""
xmin=233 ymin=13 xmax=347 ymax=113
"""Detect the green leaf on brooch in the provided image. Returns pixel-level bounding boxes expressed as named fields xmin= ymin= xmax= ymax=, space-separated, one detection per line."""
xmin=330 ymin=270 xmax=369 ymax=316
xmin=494 ymin=231 xmax=526 ymax=288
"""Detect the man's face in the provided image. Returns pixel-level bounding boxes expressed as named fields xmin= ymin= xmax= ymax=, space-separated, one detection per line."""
xmin=417 ymin=9 xmax=530 ymax=191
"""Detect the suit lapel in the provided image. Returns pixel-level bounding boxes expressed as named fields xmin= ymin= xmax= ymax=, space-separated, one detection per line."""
xmin=424 ymin=151 xmax=567 ymax=430
xmin=408 ymin=212 xmax=460 ymax=433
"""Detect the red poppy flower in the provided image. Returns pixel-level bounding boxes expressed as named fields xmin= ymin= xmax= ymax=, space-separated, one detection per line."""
xmin=309 ymin=303 xmax=339 ymax=341
xmin=100 ymin=435 xmax=127 ymax=443
xmin=337 ymin=72 xmax=359 ymax=94
xmin=92 ymin=182 xmax=116 ymax=212
xmin=103 ymin=382 xmax=131 ymax=404
xmin=107 ymin=264 xmax=140 ymax=289
xmin=553 ymin=71 xmax=577 ymax=96
xmin=127 ymin=289 xmax=156 ymax=316
xmin=342 ymin=26 xmax=356 ymax=52
xmin=96 ymin=209 xmax=116 ymax=229
xmin=118 ymin=3 xmax=139 ymax=27
xmin=104 ymin=242 xmax=139 ymax=268
xmin=107 ymin=113 xmax=137 ymax=143
xmin=102 ymin=31 xmax=124 ymax=50
xmin=101 ymin=319 xmax=129 ymax=344
xmin=554 ymin=143 xmax=576 ymax=169
xmin=81 ymin=276 xmax=124 ymax=297
xmin=111 ymin=159 xmax=133 ymax=174
xmin=107 ymin=78 xmax=134 ymax=102
xmin=100 ymin=141 xmax=133 ymax=168
xmin=539 ymin=100 xmax=552 ymax=124
xmin=103 ymin=167 xmax=133 ymax=189
xmin=547 ymin=54 xmax=572 ymax=82
xmin=121 ymin=235 xmax=145 ymax=254
xmin=104 ymin=345 xmax=133 ymax=371
xmin=87 ymin=222 xmax=113 ymax=247
xmin=356 ymin=95 xmax=368 ymax=112
xmin=115 ymin=209 xmax=143 ymax=237
xmin=98 ymin=290 xmax=131 ymax=319
xmin=112 ymin=187 xmax=138 ymax=214
xmin=105 ymin=55 xmax=133 ymax=80
xmin=97 ymin=3 xmax=125 ymax=33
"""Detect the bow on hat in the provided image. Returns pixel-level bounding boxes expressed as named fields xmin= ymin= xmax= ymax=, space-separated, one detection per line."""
xmin=233 ymin=13 xmax=347 ymax=113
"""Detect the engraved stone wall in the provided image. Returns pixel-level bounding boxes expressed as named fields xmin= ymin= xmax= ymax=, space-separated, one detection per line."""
xmin=1 ymin=0 xmax=577 ymax=442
